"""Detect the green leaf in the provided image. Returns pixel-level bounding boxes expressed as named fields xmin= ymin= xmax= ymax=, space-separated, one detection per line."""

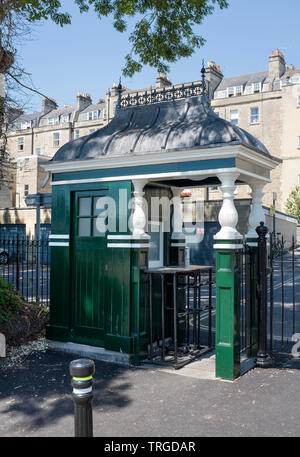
xmin=285 ymin=186 xmax=300 ymax=222
xmin=1 ymin=0 xmax=229 ymax=76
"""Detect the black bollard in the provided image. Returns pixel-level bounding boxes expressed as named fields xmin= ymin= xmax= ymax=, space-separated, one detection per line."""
xmin=69 ymin=358 xmax=95 ymax=437
xmin=255 ymin=222 xmax=273 ymax=368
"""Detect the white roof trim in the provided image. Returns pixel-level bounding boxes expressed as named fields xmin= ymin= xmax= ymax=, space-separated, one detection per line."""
xmin=41 ymin=144 xmax=279 ymax=174
xmin=51 ymin=167 xmax=271 ymax=186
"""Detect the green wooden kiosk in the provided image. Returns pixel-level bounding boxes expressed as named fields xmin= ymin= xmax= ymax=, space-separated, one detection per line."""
xmin=43 ymin=80 xmax=280 ymax=379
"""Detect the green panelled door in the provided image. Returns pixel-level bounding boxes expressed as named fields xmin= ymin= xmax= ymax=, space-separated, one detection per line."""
xmin=70 ymin=190 xmax=109 ymax=346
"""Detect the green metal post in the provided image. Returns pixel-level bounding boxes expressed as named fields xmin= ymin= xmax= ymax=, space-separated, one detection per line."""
xmin=214 ymin=239 xmax=242 ymax=381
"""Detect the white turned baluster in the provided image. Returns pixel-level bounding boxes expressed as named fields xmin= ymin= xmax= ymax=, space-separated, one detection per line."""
xmin=171 ymin=187 xmax=185 ymax=240
xmin=214 ymin=171 xmax=242 ymax=240
xmin=246 ymin=181 xmax=265 ymax=238
xmin=131 ymin=179 xmax=149 ymax=237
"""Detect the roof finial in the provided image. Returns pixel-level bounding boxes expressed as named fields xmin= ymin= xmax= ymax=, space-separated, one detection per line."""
xmin=116 ymin=76 xmax=122 ymax=108
xmin=201 ymin=59 xmax=206 ymax=96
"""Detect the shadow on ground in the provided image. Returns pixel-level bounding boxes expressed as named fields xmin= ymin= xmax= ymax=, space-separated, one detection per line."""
xmin=0 ymin=349 xmax=134 ymax=433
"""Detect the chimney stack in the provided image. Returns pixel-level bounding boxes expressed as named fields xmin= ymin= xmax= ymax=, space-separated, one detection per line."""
xmin=268 ymin=49 xmax=286 ymax=79
xmin=205 ymin=61 xmax=223 ymax=98
xmin=76 ymin=92 xmax=92 ymax=111
xmin=156 ymin=73 xmax=172 ymax=88
xmin=111 ymin=82 xmax=124 ymax=97
xmin=42 ymin=97 xmax=57 ymax=114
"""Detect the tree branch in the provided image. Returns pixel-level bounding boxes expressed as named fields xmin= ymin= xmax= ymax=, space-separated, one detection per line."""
xmin=6 ymin=71 xmax=52 ymax=101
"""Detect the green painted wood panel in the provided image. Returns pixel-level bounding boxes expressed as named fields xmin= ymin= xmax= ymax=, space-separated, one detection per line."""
xmin=46 ymin=185 xmax=71 ymax=340
xmin=52 ymin=158 xmax=236 ymax=182
xmin=48 ymin=180 xmax=133 ymax=352
xmin=215 ymin=244 xmax=241 ymax=380
xmin=70 ymin=191 xmax=108 ymax=345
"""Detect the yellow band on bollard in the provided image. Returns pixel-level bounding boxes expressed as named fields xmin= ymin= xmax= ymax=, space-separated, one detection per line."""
xmin=73 ymin=376 xmax=93 ymax=381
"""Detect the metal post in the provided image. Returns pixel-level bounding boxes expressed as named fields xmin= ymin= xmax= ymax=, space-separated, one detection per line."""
xmin=197 ymin=272 xmax=201 ymax=348
xmin=269 ymin=232 xmax=274 ymax=355
xmin=173 ymin=273 xmax=178 ymax=363
xmin=256 ymin=222 xmax=273 ymax=367
xmin=35 ymin=193 xmax=41 ymax=301
xmin=149 ymin=273 xmax=153 ymax=361
xmin=292 ymin=236 xmax=295 ymax=335
xmin=272 ymin=192 xmax=277 ymax=236
xmin=208 ymin=269 xmax=212 ymax=348
xmin=281 ymin=234 xmax=285 ymax=346
xmin=193 ymin=271 xmax=197 ymax=349
xmin=160 ymin=274 xmax=166 ymax=361
xmin=69 ymin=358 xmax=95 ymax=437
xmin=245 ymin=244 xmax=252 ymax=355
xmin=16 ymin=235 xmax=20 ymax=292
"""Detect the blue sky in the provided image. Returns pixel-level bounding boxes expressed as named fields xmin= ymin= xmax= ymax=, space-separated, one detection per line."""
xmin=17 ymin=0 xmax=300 ymax=112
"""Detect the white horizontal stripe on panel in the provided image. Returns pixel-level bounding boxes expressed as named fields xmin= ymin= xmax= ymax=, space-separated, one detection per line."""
xmin=49 ymin=242 xmax=69 ymax=247
xmin=213 ymin=244 xmax=243 ymax=250
xmin=49 ymin=234 xmax=69 ymax=239
xmin=107 ymin=234 xmax=150 ymax=240
xmin=107 ymin=243 xmax=150 ymax=248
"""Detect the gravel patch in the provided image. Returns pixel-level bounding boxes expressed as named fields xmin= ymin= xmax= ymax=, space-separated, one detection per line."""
xmin=0 ymin=338 xmax=48 ymax=369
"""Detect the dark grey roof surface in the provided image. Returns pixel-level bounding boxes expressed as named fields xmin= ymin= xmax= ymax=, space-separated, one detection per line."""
xmin=217 ymin=71 xmax=269 ymax=91
xmin=51 ymin=95 xmax=270 ymax=163
xmin=10 ymin=111 xmax=42 ymax=125
xmin=8 ymin=111 xmax=42 ymax=131
xmin=41 ymin=106 xmax=76 ymax=119
xmin=79 ymin=102 xmax=105 ymax=114
xmin=15 ymin=111 xmax=42 ymax=122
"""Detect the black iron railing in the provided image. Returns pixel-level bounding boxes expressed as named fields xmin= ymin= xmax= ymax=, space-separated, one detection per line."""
xmin=240 ymin=230 xmax=299 ymax=362
xmin=117 ymin=81 xmax=207 ymax=109
xmin=267 ymin=233 xmax=298 ymax=356
xmin=145 ymin=266 xmax=215 ymax=369
xmin=0 ymin=236 xmax=50 ymax=306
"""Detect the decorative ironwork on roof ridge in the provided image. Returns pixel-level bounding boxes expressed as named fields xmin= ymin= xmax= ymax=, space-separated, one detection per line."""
xmin=117 ymin=79 xmax=208 ymax=109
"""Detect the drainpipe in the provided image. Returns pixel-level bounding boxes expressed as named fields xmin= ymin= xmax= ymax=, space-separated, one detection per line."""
xmin=31 ymin=127 xmax=34 ymax=155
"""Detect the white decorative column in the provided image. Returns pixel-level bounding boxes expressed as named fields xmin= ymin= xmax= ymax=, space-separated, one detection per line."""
xmin=171 ymin=187 xmax=186 ymax=265
xmin=246 ymin=181 xmax=265 ymax=238
xmin=214 ymin=171 xmax=242 ymax=241
xmin=171 ymin=187 xmax=185 ymax=240
xmin=214 ymin=171 xmax=243 ymax=380
xmin=131 ymin=179 xmax=149 ymax=238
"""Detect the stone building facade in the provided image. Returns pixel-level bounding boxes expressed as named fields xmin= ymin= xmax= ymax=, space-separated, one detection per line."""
xmin=210 ymin=49 xmax=300 ymax=211
xmin=2 ymin=93 xmax=108 ymax=234
xmin=1 ymin=49 xmax=300 ymax=234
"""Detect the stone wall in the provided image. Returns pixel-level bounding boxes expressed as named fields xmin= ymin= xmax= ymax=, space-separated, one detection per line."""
xmin=265 ymin=212 xmax=297 ymax=249
xmin=0 ymin=207 xmax=51 ymax=237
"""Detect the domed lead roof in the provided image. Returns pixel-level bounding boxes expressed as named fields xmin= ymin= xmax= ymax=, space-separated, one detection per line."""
xmin=52 ymin=94 xmax=269 ymax=162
